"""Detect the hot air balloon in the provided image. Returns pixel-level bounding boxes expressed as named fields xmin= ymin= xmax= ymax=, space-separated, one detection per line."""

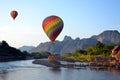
xmin=42 ymin=15 xmax=64 ymax=43
xmin=10 ymin=10 xmax=18 ymax=20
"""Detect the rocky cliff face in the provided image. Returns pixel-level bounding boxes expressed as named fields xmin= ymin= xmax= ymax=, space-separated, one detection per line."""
xmin=92 ymin=30 xmax=120 ymax=44
xmin=29 ymin=30 xmax=120 ymax=54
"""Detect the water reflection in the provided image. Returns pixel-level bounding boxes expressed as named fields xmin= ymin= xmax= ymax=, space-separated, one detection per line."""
xmin=0 ymin=70 xmax=14 ymax=80
xmin=49 ymin=67 xmax=61 ymax=73
xmin=0 ymin=70 xmax=8 ymax=80
xmin=0 ymin=60 xmax=119 ymax=80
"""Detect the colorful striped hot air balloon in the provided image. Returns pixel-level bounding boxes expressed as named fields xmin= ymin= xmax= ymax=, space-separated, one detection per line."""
xmin=42 ymin=15 xmax=64 ymax=42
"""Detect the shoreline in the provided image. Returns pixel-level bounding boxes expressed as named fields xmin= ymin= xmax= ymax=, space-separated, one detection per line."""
xmin=32 ymin=59 xmax=62 ymax=68
xmin=32 ymin=59 xmax=120 ymax=70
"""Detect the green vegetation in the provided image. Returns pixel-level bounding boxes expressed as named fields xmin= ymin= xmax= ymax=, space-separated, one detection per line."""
xmin=31 ymin=51 xmax=51 ymax=59
xmin=63 ymin=41 xmax=115 ymax=62
xmin=0 ymin=40 xmax=32 ymax=61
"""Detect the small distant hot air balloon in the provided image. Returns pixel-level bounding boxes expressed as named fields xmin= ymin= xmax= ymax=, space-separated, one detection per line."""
xmin=42 ymin=15 xmax=64 ymax=43
xmin=10 ymin=10 xmax=18 ymax=20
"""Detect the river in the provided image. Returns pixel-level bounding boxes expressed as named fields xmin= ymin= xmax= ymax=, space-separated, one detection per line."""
xmin=0 ymin=60 xmax=120 ymax=80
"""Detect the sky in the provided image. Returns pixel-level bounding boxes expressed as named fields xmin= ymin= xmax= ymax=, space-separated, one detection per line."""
xmin=0 ymin=0 xmax=120 ymax=48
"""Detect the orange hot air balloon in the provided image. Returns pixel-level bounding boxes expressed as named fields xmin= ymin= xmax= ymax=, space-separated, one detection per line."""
xmin=42 ymin=15 xmax=64 ymax=42
xmin=10 ymin=10 xmax=18 ymax=20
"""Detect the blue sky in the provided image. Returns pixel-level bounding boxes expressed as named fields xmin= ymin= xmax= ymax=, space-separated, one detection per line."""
xmin=0 ymin=0 xmax=120 ymax=48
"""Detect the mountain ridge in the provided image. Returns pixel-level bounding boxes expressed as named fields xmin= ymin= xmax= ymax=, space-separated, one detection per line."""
xmin=29 ymin=30 xmax=120 ymax=54
xmin=19 ymin=46 xmax=35 ymax=52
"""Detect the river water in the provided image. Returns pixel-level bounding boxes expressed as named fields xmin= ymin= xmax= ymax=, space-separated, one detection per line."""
xmin=0 ymin=60 xmax=120 ymax=80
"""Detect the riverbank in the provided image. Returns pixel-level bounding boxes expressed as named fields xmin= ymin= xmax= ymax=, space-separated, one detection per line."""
xmin=33 ymin=59 xmax=120 ymax=70
xmin=32 ymin=59 xmax=61 ymax=68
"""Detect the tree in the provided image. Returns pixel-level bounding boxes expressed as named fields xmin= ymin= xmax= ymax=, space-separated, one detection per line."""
xmin=31 ymin=51 xmax=51 ymax=59
xmin=96 ymin=41 xmax=104 ymax=48
xmin=85 ymin=45 xmax=95 ymax=55
xmin=1 ymin=40 xmax=9 ymax=47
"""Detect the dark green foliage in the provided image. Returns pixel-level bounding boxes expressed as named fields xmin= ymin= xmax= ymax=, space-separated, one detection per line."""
xmin=85 ymin=41 xmax=114 ymax=56
xmin=0 ymin=40 xmax=31 ymax=61
xmin=63 ymin=41 xmax=115 ymax=62
xmin=73 ymin=50 xmax=86 ymax=56
xmin=63 ymin=53 xmax=72 ymax=57
xmin=31 ymin=51 xmax=51 ymax=59
xmin=96 ymin=41 xmax=104 ymax=48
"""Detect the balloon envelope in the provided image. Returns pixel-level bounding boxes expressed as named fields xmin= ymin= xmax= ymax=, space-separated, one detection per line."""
xmin=10 ymin=10 xmax=18 ymax=20
xmin=42 ymin=15 xmax=64 ymax=42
